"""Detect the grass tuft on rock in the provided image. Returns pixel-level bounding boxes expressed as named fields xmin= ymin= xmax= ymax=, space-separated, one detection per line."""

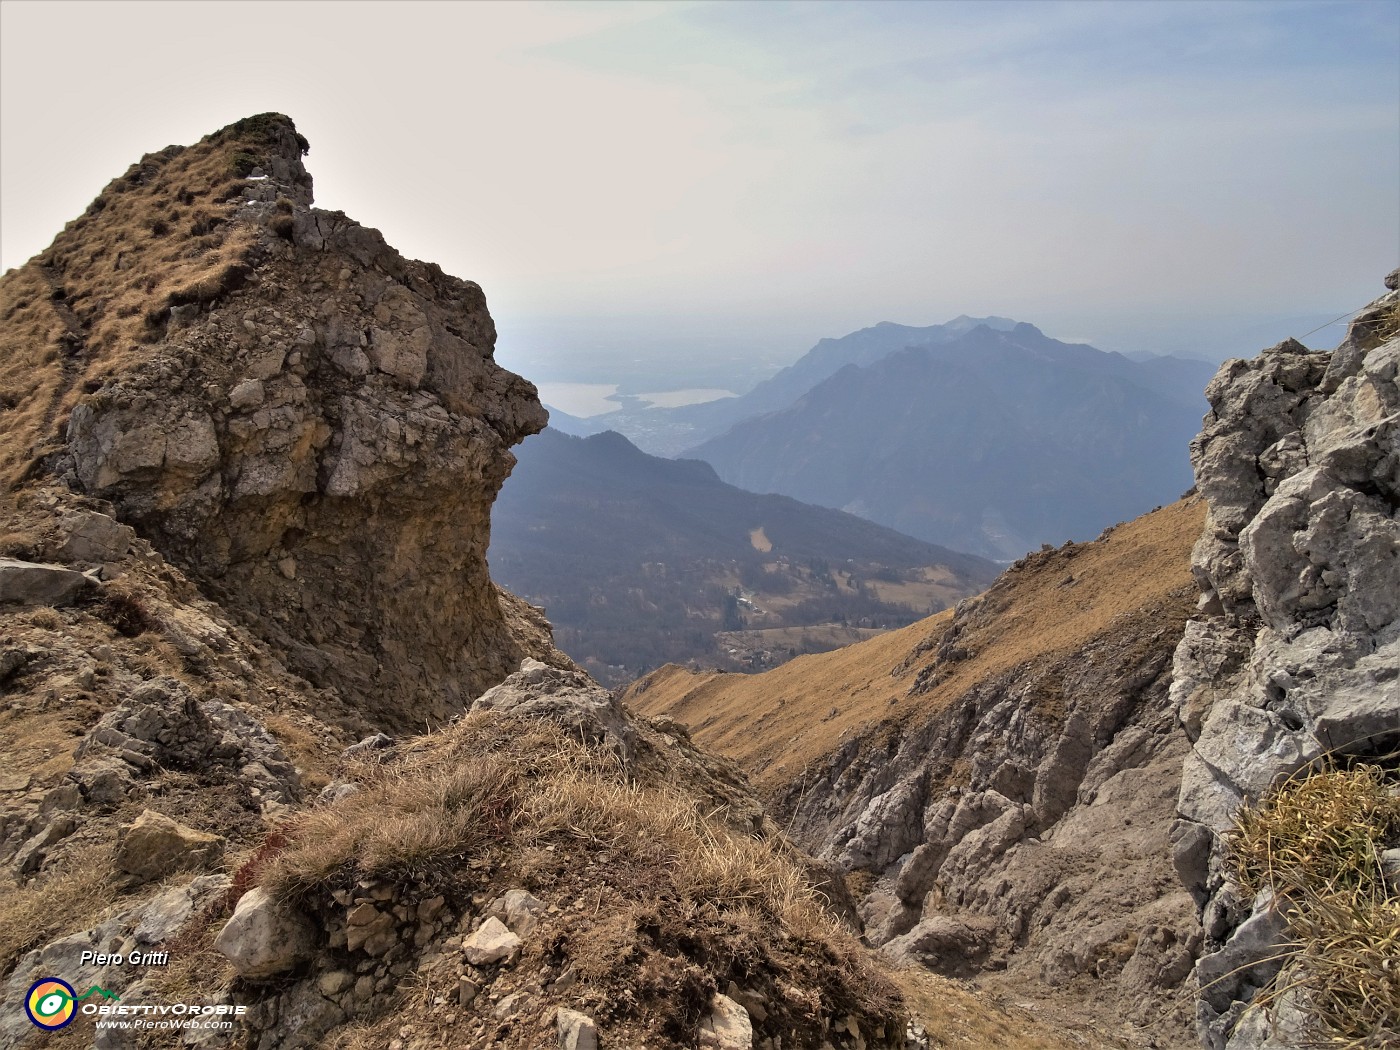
xmin=1228 ymin=760 xmax=1400 ymax=1046
xmin=263 ymin=714 xmax=837 ymax=938
xmin=255 ymin=712 xmax=904 ymax=1047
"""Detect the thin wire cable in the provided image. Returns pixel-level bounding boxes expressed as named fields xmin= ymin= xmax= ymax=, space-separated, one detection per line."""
xmin=1301 ymin=306 xmax=1367 ymax=340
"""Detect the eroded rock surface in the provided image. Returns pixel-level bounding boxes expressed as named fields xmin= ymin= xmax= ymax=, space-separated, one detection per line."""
xmin=49 ymin=115 xmax=563 ymax=730
xmin=765 ymin=514 xmax=1206 ymax=1044
xmin=1172 ymin=272 xmax=1400 ymax=1049
xmin=471 ymin=659 xmax=637 ymax=763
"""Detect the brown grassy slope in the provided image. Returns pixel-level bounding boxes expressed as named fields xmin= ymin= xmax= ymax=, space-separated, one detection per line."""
xmin=625 ymin=497 xmax=1204 ymax=792
xmin=0 ymin=113 xmax=307 ymax=484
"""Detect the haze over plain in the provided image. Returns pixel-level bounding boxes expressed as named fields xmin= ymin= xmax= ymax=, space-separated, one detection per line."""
xmin=2 ymin=0 xmax=1397 ymax=393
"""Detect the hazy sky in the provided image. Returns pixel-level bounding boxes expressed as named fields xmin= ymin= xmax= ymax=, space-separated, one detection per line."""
xmin=2 ymin=0 xmax=1397 ymax=381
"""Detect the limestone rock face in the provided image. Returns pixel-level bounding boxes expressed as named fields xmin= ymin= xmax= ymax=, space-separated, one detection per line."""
xmin=136 ymin=874 xmax=232 ymax=944
xmin=1172 ymin=274 xmax=1400 ymax=1049
xmin=53 ymin=115 xmax=560 ymax=730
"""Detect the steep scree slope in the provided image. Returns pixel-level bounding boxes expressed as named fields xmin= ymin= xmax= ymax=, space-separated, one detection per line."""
xmin=1171 ymin=271 xmax=1400 ymax=1049
xmin=628 ymin=499 xmax=1209 ymax=1047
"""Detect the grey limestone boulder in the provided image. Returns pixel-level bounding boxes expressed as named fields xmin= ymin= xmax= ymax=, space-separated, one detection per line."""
xmin=0 ymin=557 xmax=94 ymax=606
xmin=215 ymin=888 xmax=316 ymax=978
xmin=472 ymin=659 xmax=636 ymax=763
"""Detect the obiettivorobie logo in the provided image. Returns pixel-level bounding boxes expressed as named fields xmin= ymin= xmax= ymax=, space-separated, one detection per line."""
xmin=21 ymin=975 xmax=247 ymax=1033
xmin=24 ymin=978 xmax=120 ymax=1030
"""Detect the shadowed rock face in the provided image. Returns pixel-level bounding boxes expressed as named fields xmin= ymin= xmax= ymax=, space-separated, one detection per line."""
xmin=49 ymin=115 xmax=555 ymax=730
xmin=1172 ymin=271 xmax=1400 ymax=1049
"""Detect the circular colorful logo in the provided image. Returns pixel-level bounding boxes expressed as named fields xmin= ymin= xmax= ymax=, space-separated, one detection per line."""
xmin=25 ymin=978 xmax=77 ymax=1030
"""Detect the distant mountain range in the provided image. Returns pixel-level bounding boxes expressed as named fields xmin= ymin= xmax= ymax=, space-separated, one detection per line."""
xmin=546 ymin=316 xmax=1026 ymax=456
xmin=691 ymin=322 xmax=1214 ymax=560
xmin=548 ymin=316 xmax=1215 ymax=561
xmin=489 ymin=429 xmax=996 ymax=686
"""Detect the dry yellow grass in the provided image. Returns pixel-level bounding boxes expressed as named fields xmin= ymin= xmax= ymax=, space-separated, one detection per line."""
xmin=525 ymin=764 xmax=832 ymax=937
xmin=0 ymin=848 xmax=119 ymax=975
xmin=1229 ymin=761 xmax=1400 ymax=1045
xmin=626 ymin=498 xmax=1204 ymax=791
xmin=265 ymin=714 xmax=839 ymax=939
xmin=0 ymin=113 xmax=303 ymax=484
xmin=1232 ymin=763 xmax=1400 ymax=899
xmin=265 ymin=754 xmax=518 ymax=894
xmin=889 ymin=964 xmax=1128 ymax=1050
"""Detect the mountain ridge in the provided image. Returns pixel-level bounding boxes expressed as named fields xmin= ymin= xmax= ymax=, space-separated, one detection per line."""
xmin=0 ymin=112 xmax=953 ymax=1050
xmin=546 ymin=315 xmax=1029 ymax=455
xmin=491 ymin=427 xmax=996 ymax=684
xmin=690 ymin=323 xmax=1212 ymax=559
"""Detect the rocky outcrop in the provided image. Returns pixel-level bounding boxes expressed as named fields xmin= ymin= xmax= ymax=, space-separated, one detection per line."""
xmin=1172 ymin=272 xmax=1400 ymax=1049
xmin=25 ymin=114 xmax=561 ymax=731
xmin=210 ymin=673 xmax=907 ymax=1050
xmin=470 ymin=659 xmax=637 ymax=763
xmin=77 ymin=674 xmax=301 ymax=808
